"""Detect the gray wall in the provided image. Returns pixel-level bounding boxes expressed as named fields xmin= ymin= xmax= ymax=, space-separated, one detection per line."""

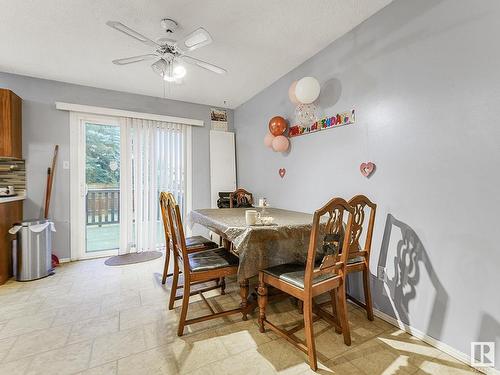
xmin=0 ymin=72 xmax=233 ymax=259
xmin=235 ymin=0 xmax=500 ymax=368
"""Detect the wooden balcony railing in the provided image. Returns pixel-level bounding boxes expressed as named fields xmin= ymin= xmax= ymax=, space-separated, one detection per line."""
xmin=86 ymin=187 xmax=185 ymax=226
xmin=86 ymin=188 xmax=120 ymax=226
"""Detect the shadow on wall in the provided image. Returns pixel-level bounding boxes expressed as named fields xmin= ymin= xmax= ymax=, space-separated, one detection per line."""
xmin=338 ymin=0 xmax=474 ymax=65
xmin=363 ymin=214 xmax=449 ymax=340
xmin=335 ymin=0 xmax=490 ymax=99
xmin=317 ymin=78 xmax=342 ymax=115
xmin=476 ymin=313 xmax=500 ymax=368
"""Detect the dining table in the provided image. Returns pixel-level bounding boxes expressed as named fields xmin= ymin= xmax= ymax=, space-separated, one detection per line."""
xmin=188 ymin=207 xmax=315 ymax=319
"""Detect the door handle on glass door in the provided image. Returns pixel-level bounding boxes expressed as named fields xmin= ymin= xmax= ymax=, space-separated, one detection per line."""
xmin=81 ymin=183 xmax=88 ymax=197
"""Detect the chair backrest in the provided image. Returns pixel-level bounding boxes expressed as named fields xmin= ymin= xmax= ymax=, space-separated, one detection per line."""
xmin=166 ymin=197 xmax=191 ymax=275
xmin=304 ymin=198 xmax=355 ymax=290
xmin=229 ymin=188 xmax=254 ymax=208
xmin=347 ymin=195 xmax=376 ymax=260
xmin=159 ymin=192 xmax=177 ymax=245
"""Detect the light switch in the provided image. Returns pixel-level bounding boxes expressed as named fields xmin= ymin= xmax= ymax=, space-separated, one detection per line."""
xmin=63 ymin=161 xmax=70 ymax=170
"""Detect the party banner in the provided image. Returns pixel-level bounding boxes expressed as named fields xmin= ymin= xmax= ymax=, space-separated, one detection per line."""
xmin=288 ymin=109 xmax=355 ymax=138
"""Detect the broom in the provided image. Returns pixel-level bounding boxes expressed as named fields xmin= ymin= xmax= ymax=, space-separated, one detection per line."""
xmin=44 ymin=145 xmax=59 ymax=219
xmin=44 ymin=145 xmax=59 ymax=268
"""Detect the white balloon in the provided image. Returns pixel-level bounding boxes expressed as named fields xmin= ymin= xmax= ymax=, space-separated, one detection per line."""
xmin=295 ymin=77 xmax=320 ymax=104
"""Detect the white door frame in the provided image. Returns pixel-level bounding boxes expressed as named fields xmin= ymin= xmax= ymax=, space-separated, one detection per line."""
xmin=69 ymin=112 xmax=127 ymax=260
xmin=70 ymin=112 xmax=194 ymax=260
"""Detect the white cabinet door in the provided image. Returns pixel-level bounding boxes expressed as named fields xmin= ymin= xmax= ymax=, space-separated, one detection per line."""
xmin=209 ymin=131 xmax=236 ymax=208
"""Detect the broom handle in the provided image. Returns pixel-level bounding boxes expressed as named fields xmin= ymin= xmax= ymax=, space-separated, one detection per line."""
xmin=44 ymin=145 xmax=59 ymax=219
xmin=44 ymin=168 xmax=51 ymax=219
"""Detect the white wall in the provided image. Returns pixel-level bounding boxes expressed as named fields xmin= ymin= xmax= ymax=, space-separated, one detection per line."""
xmin=234 ymin=0 xmax=500 ymax=368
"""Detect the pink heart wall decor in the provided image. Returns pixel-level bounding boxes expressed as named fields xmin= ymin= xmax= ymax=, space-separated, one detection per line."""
xmin=360 ymin=162 xmax=376 ymax=177
xmin=279 ymin=168 xmax=286 ymax=178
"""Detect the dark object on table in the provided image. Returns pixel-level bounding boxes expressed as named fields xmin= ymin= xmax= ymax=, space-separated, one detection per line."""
xmin=217 ymin=191 xmax=253 ymax=209
xmin=217 ymin=192 xmax=232 ymax=208
xmin=229 ymin=188 xmax=254 ymax=208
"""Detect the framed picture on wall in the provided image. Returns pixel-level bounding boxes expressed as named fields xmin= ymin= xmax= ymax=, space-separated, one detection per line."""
xmin=211 ymin=108 xmax=228 ymax=131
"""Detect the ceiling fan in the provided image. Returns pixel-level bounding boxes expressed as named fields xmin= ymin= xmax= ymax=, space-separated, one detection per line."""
xmin=106 ymin=18 xmax=227 ymax=83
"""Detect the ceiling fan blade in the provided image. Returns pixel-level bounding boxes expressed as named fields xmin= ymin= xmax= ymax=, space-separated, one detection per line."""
xmin=182 ymin=56 xmax=227 ymax=75
xmin=106 ymin=21 xmax=160 ymax=48
xmin=112 ymin=54 xmax=158 ymax=65
xmin=175 ymin=27 xmax=213 ymax=52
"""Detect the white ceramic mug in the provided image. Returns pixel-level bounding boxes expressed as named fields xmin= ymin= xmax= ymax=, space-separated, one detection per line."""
xmin=7 ymin=186 xmax=14 ymax=195
xmin=245 ymin=210 xmax=261 ymax=225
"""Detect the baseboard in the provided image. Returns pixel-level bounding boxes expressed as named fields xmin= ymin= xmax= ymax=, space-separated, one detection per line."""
xmin=373 ymin=308 xmax=500 ymax=375
xmin=57 ymin=257 xmax=71 ymax=263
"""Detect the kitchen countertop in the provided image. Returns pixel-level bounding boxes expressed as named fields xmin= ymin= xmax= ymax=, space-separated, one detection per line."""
xmin=0 ymin=193 xmax=26 ymax=203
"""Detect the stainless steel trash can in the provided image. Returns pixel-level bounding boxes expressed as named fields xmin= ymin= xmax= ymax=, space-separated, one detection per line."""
xmin=11 ymin=219 xmax=54 ymax=281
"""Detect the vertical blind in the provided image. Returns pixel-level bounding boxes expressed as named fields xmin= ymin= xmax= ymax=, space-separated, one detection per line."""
xmin=123 ymin=118 xmax=187 ymax=254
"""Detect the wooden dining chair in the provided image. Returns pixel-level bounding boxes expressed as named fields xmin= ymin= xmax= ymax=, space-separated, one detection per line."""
xmin=159 ymin=193 xmax=218 ymax=296
xmin=258 ymin=198 xmax=355 ymax=371
xmin=345 ymin=194 xmax=377 ymax=321
xmin=229 ymin=188 xmax=254 ymax=208
xmin=166 ymin=195 xmax=243 ymax=336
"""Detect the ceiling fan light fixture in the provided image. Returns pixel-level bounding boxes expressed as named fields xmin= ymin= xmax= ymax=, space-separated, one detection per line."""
xmin=162 ymin=61 xmax=186 ymax=82
xmin=173 ymin=65 xmax=186 ymax=78
xmin=151 ymin=58 xmax=168 ymax=77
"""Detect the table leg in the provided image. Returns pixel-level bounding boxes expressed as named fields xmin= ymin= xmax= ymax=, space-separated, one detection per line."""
xmin=239 ymin=279 xmax=249 ymax=320
xmin=222 ymin=238 xmax=231 ymax=251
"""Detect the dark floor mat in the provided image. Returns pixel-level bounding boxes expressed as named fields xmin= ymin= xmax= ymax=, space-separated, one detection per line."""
xmin=104 ymin=251 xmax=162 ymax=266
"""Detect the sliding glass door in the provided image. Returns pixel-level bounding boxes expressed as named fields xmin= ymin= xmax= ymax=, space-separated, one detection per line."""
xmin=70 ymin=112 xmax=191 ymax=260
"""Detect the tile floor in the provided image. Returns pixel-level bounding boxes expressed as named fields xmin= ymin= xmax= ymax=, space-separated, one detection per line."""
xmin=0 ymin=255 xmax=480 ymax=375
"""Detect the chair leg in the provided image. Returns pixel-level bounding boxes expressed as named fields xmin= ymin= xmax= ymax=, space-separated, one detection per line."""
xmin=257 ymin=274 xmax=268 ymax=333
xmin=239 ymin=279 xmax=249 ymax=321
xmin=330 ymin=289 xmax=342 ymax=334
xmin=168 ymin=262 xmax=180 ymax=310
xmin=297 ymin=299 xmax=304 ymax=315
xmin=362 ymin=268 xmax=374 ymax=321
xmin=177 ymin=278 xmax=191 ymax=336
xmin=303 ymin=300 xmax=318 ymax=371
xmin=337 ymin=282 xmax=351 ymax=346
xmin=220 ymin=277 xmax=226 ymax=295
xmin=162 ymin=247 xmax=170 ymax=285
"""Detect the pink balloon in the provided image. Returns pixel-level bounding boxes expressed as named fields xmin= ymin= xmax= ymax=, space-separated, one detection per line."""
xmin=272 ymin=135 xmax=290 ymax=152
xmin=264 ymin=133 xmax=275 ymax=148
xmin=288 ymin=81 xmax=300 ymax=105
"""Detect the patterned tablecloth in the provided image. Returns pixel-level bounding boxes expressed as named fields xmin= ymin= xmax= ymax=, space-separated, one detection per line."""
xmin=188 ymin=207 xmax=314 ymax=281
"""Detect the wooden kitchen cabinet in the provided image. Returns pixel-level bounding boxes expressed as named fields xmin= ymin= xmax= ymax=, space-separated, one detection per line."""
xmin=0 ymin=201 xmax=22 ymax=284
xmin=0 ymin=89 xmax=22 ymax=159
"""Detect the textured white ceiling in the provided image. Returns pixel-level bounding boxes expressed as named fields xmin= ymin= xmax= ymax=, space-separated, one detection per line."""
xmin=0 ymin=0 xmax=392 ymax=108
